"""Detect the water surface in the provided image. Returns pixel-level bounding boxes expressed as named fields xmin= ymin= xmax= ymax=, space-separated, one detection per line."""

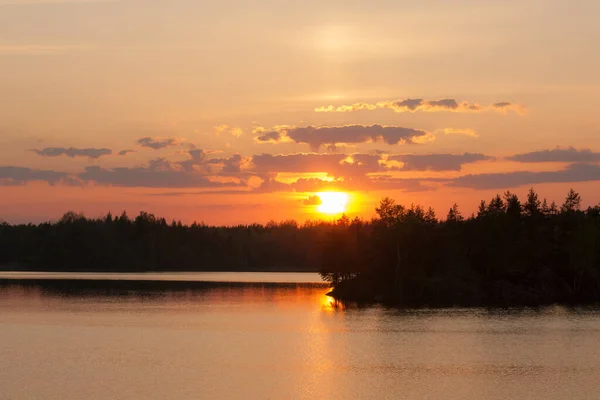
xmin=1 ymin=273 xmax=599 ymax=399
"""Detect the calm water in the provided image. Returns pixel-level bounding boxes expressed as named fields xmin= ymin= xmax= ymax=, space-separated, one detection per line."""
xmin=1 ymin=273 xmax=600 ymax=399
xmin=0 ymin=271 xmax=324 ymax=283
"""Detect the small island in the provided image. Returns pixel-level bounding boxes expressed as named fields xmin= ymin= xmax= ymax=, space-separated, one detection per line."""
xmin=2 ymin=187 xmax=600 ymax=308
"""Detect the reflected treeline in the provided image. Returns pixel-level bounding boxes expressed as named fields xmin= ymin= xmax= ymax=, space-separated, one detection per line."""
xmin=0 ymin=279 xmax=326 ymax=299
xmin=323 ymin=188 xmax=600 ymax=307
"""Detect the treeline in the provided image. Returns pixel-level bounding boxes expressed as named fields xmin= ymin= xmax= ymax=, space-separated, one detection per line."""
xmin=322 ymin=189 xmax=600 ymax=307
xmin=0 ymin=212 xmax=337 ymax=272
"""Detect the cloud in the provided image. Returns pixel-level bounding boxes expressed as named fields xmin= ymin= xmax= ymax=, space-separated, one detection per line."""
xmin=178 ymin=149 xmax=209 ymax=173
xmin=303 ymin=195 xmax=323 ymax=205
xmin=176 ymin=150 xmax=248 ymax=175
xmin=32 ymin=147 xmax=112 ymax=159
xmin=388 ymin=153 xmax=493 ymax=172
xmin=144 ymin=160 xmax=600 ymax=195
xmin=251 ymin=153 xmax=384 ymax=177
xmin=438 ymin=128 xmax=479 ymax=138
xmin=252 ymin=126 xmax=290 ymax=144
xmin=74 ymin=148 xmax=250 ymax=188
xmin=491 ymin=102 xmax=528 ymax=115
xmin=206 ymin=154 xmax=245 ymax=173
xmin=508 ymin=147 xmax=600 ymax=163
xmin=448 ymin=163 xmax=600 ymax=189
xmin=78 ymin=165 xmax=245 ymax=188
xmin=255 ymin=125 xmax=430 ymax=151
xmin=291 ymin=178 xmax=343 ymax=192
xmin=118 ymin=149 xmax=136 ymax=156
xmin=378 ymin=98 xmax=482 ymax=113
xmin=367 ymin=176 xmax=444 ymax=192
xmin=315 ymin=98 xmax=526 ymax=115
xmin=251 ymin=177 xmax=292 ymax=193
xmin=0 ymin=166 xmax=70 ymax=186
xmin=137 ymin=137 xmax=182 ymax=150
xmin=314 ymin=102 xmax=376 ymax=113
xmin=248 ymin=151 xmax=491 ymax=176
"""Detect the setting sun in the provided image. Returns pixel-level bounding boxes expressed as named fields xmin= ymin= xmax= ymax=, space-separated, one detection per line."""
xmin=316 ymin=192 xmax=349 ymax=214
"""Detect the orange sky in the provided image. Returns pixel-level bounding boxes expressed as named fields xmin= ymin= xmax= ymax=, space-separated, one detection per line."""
xmin=1 ymin=0 xmax=600 ymax=224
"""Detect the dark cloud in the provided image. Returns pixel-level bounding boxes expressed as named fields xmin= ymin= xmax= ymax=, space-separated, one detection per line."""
xmin=32 ymin=147 xmax=112 ymax=159
xmin=137 ymin=137 xmax=180 ymax=150
xmin=490 ymin=102 xmax=527 ymax=114
xmin=179 ymin=149 xmax=209 ymax=172
xmin=252 ymin=153 xmax=347 ymax=173
xmin=255 ymin=173 xmax=442 ymax=194
xmin=206 ymin=154 xmax=244 ymax=173
xmin=0 ymin=166 xmax=69 ymax=186
xmin=78 ymin=165 xmax=245 ymax=188
xmin=251 ymin=177 xmax=291 ymax=193
xmin=380 ymin=98 xmax=469 ymax=112
xmin=253 ymin=130 xmax=284 ymax=143
xmin=118 ymin=149 xmax=136 ymax=156
xmin=367 ymin=176 xmax=444 ymax=192
xmin=176 ymin=150 xmax=246 ymax=175
xmin=448 ymin=163 xmax=600 ymax=189
xmin=392 ymin=98 xmax=427 ymax=111
xmin=303 ymin=195 xmax=322 ymax=205
xmin=290 ymin=178 xmax=344 ymax=192
xmin=508 ymin=147 xmax=600 ymax=163
xmin=394 ymin=98 xmax=480 ymax=112
xmin=255 ymin=125 xmax=430 ymax=151
xmin=388 ymin=153 xmax=493 ymax=171
xmin=147 ymin=189 xmax=252 ymax=196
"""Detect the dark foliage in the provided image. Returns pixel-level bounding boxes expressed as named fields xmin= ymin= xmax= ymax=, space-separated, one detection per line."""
xmin=0 ymin=211 xmax=336 ymax=272
xmin=323 ymin=188 xmax=600 ymax=307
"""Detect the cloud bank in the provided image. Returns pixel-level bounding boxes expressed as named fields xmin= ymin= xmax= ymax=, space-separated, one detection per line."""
xmin=315 ymin=98 xmax=527 ymax=115
xmin=449 ymin=163 xmax=600 ymax=189
xmin=254 ymin=125 xmax=430 ymax=151
xmin=388 ymin=153 xmax=493 ymax=172
xmin=137 ymin=137 xmax=183 ymax=150
xmin=0 ymin=166 xmax=69 ymax=186
xmin=32 ymin=147 xmax=112 ymax=159
xmin=508 ymin=147 xmax=600 ymax=163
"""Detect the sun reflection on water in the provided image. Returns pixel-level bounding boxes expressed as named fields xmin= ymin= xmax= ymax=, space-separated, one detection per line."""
xmin=320 ymin=292 xmax=343 ymax=312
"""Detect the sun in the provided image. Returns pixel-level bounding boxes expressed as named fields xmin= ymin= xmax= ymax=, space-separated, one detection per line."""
xmin=317 ymin=192 xmax=349 ymax=214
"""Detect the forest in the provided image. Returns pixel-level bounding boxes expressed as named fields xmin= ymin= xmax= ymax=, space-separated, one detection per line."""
xmin=321 ymin=188 xmax=600 ymax=306
xmin=1 ymin=188 xmax=600 ymax=306
xmin=0 ymin=211 xmax=326 ymax=272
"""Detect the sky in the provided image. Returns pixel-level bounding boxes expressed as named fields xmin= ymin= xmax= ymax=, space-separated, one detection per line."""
xmin=1 ymin=0 xmax=600 ymax=224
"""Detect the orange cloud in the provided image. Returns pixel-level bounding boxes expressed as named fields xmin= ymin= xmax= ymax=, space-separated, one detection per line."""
xmin=215 ymin=125 xmax=243 ymax=137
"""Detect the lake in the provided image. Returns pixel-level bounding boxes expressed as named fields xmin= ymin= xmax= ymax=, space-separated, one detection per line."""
xmin=1 ymin=272 xmax=600 ymax=399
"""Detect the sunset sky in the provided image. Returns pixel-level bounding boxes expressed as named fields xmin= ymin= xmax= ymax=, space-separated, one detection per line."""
xmin=1 ymin=0 xmax=600 ymax=224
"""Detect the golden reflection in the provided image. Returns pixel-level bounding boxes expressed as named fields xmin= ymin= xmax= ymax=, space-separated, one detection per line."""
xmin=320 ymin=292 xmax=343 ymax=312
